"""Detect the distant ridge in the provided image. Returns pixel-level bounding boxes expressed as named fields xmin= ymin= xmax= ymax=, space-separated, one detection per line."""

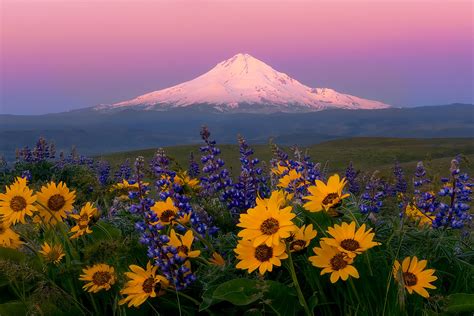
xmin=95 ymin=53 xmax=390 ymax=113
xmin=1 ymin=104 xmax=472 ymax=160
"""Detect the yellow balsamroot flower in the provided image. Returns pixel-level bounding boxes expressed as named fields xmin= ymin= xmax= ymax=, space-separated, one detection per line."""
xmin=0 ymin=177 xmax=37 ymax=224
xmin=322 ymin=221 xmax=380 ymax=259
xmin=119 ymin=262 xmax=169 ymax=308
xmin=255 ymin=190 xmax=292 ymax=207
xmin=80 ymin=263 xmax=116 ymax=293
xmin=303 ymin=174 xmax=350 ymax=212
xmin=235 ymin=239 xmax=288 ymax=275
xmin=69 ymin=202 xmax=97 ymax=239
xmin=150 ymin=197 xmax=179 ymax=226
xmin=393 ymin=256 xmax=437 ymax=298
xmin=288 ymin=224 xmax=317 ymax=252
xmin=0 ymin=220 xmax=23 ymax=249
xmin=111 ymin=179 xmax=138 ymax=191
xmin=39 ymin=242 xmax=65 ymax=265
xmin=176 ymin=212 xmax=192 ymax=225
xmin=209 ymin=252 xmax=225 ymax=266
xmin=405 ymin=203 xmax=433 ymax=226
xmin=111 ymin=179 xmax=148 ymax=199
xmin=168 ymin=229 xmax=201 ymax=259
xmin=271 ymin=163 xmax=289 ymax=176
xmin=237 ymin=191 xmax=297 ymax=247
xmin=37 ymin=181 xmax=76 ymax=224
xmin=175 ymin=172 xmax=200 ymax=189
xmin=309 ymin=241 xmax=359 ymax=283
xmin=277 ymin=169 xmax=306 ymax=190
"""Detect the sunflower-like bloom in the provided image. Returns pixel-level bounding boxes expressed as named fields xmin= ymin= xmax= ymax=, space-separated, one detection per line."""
xmin=393 ymin=256 xmax=437 ymax=298
xmin=303 ymin=174 xmax=350 ymax=212
xmin=288 ymin=224 xmax=317 ymax=252
xmin=0 ymin=177 xmax=37 ymax=224
xmin=37 ymin=182 xmax=76 ymax=224
xmin=150 ymin=197 xmax=179 ymax=226
xmin=405 ymin=204 xmax=433 ymax=226
xmin=271 ymin=163 xmax=289 ymax=176
xmin=80 ymin=263 xmax=116 ymax=293
xmin=309 ymin=242 xmax=359 ymax=283
xmin=237 ymin=191 xmax=297 ymax=247
xmin=69 ymin=202 xmax=97 ymax=239
xmin=277 ymin=169 xmax=307 ymax=190
xmin=119 ymin=262 xmax=169 ymax=308
xmin=167 ymin=229 xmax=201 ymax=259
xmin=0 ymin=221 xmax=23 ymax=249
xmin=235 ymin=239 xmax=288 ymax=275
xmin=111 ymin=179 xmax=148 ymax=199
xmin=39 ymin=242 xmax=65 ymax=265
xmin=209 ymin=252 xmax=225 ymax=266
xmin=176 ymin=212 xmax=192 ymax=225
xmin=322 ymin=221 xmax=380 ymax=258
xmin=255 ymin=190 xmax=292 ymax=207
xmin=175 ymin=172 xmax=200 ymax=189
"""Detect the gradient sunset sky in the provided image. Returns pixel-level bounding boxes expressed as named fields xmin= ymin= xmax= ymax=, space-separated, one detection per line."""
xmin=1 ymin=0 xmax=473 ymax=114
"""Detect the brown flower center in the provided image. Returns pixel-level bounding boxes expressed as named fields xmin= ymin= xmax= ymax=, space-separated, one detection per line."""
xmin=160 ymin=210 xmax=175 ymax=222
xmin=46 ymin=249 xmax=62 ymax=263
xmin=340 ymin=239 xmax=360 ymax=251
xmin=79 ymin=214 xmax=89 ymax=222
xmin=176 ymin=245 xmax=189 ymax=255
xmin=260 ymin=217 xmax=280 ymax=235
xmin=47 ymin=194 xmax=66 ymax=211
xmin=254 ymin=244 xmax=273 ymax=262
xmin=10 ymin=196 xmax=27 ymax=212
xmin=78 ymin=222 xmax=89 ymax=230
xmin=290 ymin=240 xmax=307 ymax=251
xmin=330 ymin=253 xmax=348 ymax=271
xmin=92 ymin=271 xmax=112 ymax=286
xmin=142 ymin=277 xmax=155 ymax=294
xmin=402 ymin=272 xmax=418 ymax=287
xmin=322 ymin=193 xmax=340 ymax=206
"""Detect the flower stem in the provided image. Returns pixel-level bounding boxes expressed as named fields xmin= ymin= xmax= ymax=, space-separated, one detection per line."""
xmin=286 ymin=244 xmax=312 ymax=316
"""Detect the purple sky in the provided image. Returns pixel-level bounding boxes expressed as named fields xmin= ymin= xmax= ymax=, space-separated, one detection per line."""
xmin=1 ymin=0 xmax=473 ymax=114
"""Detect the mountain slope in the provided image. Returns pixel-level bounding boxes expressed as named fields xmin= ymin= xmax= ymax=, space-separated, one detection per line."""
xmin=96 ymin=53 xmax=390 ymax=113
xmin=2 ymin=104 xmax=472 ymax=160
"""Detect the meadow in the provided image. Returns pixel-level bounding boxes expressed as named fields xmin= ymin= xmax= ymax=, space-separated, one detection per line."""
xmin=0 ymin=131 xmax=472 ymax=315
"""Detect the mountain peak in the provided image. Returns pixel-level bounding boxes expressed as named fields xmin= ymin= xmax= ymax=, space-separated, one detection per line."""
xmin=99 ymin=54 xmax=390 ymax=113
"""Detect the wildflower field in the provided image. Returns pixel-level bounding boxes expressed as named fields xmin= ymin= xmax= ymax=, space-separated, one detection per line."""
xmin=0 ymin=130 xmax=472 ymax=316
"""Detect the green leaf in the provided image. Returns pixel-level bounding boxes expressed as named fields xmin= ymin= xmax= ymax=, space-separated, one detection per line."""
xmin=307 ymin=292 xmax=319 ymax=311
xmin=444 ymin=293 xmax=474 ymax=313
xmin=0 ymin=301 xmax=27 ymax=315
xmin=212 ymin=279 xmax=262 ymax=306
xmin=263 ymin=281 xmax=302 ymax=316
xmin=200 ymin=284 xmax=223 ymax=311
xmin=244 ymin=309 xmax=263 ymax=316
xmin=0 ymin=248 xmax=26 ymax=263
xmin=89 ymin=221 xmax=122 ymax=241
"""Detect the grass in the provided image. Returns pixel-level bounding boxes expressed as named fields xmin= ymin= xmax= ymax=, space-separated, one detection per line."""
xmin=98 ymin=137 xmax=474 ymax=176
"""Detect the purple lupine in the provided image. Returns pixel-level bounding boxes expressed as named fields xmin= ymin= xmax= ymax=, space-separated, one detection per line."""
xmin=199 ymin=126 xmax=232 ymax=197
xmin=393 ymin=161 xmax=408 ymax=194
xmin=345 ymin=162 xmax=360 ymax=195
xmin=225 ymin=136 xmax=269 ymax=214
xmin=114 ymin=159 xmax=132 ymax=181
xmin=188 ymin=152 xmax=200 ymax=178
xmin=360 ymin=175 xmax=386 ymax=214
xmin=433 ymin=156 xmax=472 ymax=229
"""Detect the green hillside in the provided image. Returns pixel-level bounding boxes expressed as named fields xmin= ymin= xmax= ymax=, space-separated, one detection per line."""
xmin=99 ymin=137 xmax=474 ymax=176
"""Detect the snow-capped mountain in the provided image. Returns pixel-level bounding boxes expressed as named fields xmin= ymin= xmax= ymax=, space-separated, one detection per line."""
xmin=97 ymin=53 xmax=390 ymax=113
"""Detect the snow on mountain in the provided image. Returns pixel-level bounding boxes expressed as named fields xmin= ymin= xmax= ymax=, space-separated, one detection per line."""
xmin=97 ymin=53 xmax=390 ymax=112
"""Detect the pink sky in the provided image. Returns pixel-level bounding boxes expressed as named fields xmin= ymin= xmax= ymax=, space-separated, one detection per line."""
xmin=1 ymin=0 xmax=473 ymax=114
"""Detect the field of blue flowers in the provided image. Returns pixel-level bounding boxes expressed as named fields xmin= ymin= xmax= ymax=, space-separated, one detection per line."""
xmin=0 ymin=128 xmax=472 ymax=315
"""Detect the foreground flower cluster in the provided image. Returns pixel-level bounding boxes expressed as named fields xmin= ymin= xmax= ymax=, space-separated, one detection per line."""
xmin=0 ymin=133 xmax=471 ymax=315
